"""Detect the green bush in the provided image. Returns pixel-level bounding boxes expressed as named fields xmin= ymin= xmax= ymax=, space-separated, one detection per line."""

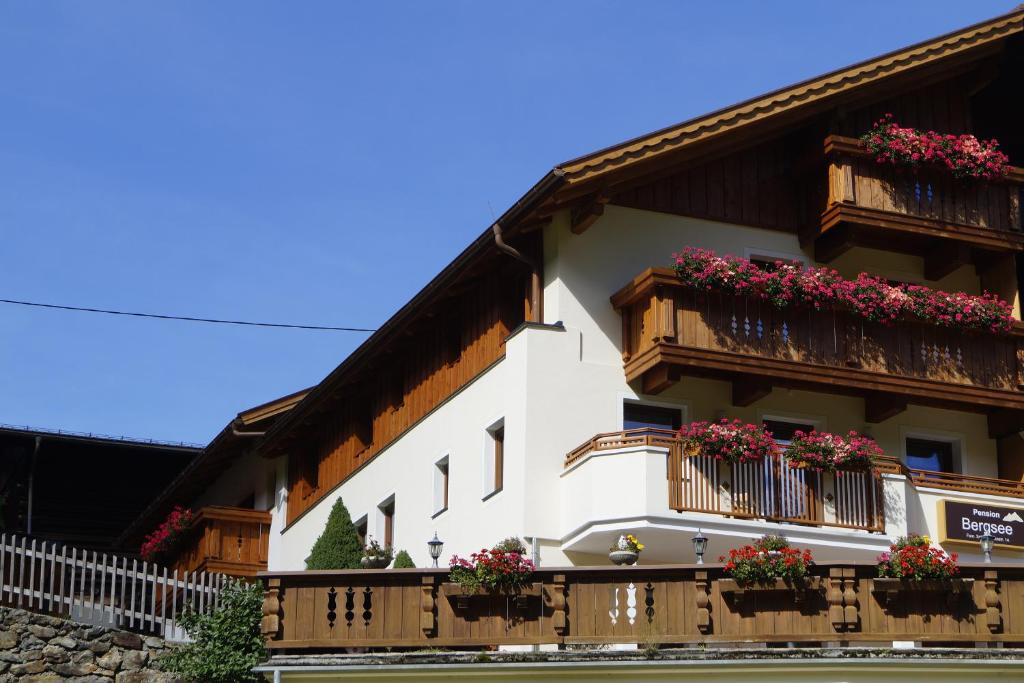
xmin=160 ymin=579 xmax=265 ymax=683
xmin=393 ymin=549 xmax=415 ymax=568
xmin=306 ymin=498 xmax=363 ymax=570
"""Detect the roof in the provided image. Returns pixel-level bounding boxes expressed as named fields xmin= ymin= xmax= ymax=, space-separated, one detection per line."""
xmin=556 ymin=6 xmax=1024 ymax=189
xmin=0 ymin=423 xmax=202 ymax=452
xmin=253 ymin=7 xmax=1024 ymax=461
xmin=115 ymin=388 xmax=309 ymax=548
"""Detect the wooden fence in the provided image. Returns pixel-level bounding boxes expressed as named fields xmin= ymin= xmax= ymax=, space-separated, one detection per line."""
xmin=261 ymin=563 xmax=1024 ymax=650
xmin=0 ymin=533 xmax=225 ymax=639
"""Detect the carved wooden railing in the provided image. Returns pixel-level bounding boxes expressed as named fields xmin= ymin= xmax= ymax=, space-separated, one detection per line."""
xmin=260 ymin=563 xmax=1024 ymax=649
xmin=822 ymin=135 xmax=1024 ymax=245
xmin=613 ymin=269 xmax=1024 ymax=414
xmin=169 ymin=506 xmax=271 ymax=579
xmin=564 ymin=427 xmax=679 ymax=468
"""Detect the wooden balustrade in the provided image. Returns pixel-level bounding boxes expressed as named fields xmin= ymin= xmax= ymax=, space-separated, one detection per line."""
xmin=169 ymin=506 xmax=271 ymax=579
xmin=810 ymin=135 xmax=1024 ymax=265
xmin=260 ymin=563 xmax=1024 ymax=650
xmin=612 ymin=269 xmax=1024 ymax=425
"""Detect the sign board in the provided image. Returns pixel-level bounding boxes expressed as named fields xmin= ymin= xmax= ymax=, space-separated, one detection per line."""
xmin=937 ymin=499 xmax=1024 ymax=551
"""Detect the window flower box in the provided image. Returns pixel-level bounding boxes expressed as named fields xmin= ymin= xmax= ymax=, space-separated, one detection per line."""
xmin=872 ymin=577 xmax=974 ymax=608
xmin=440 ymin=582 xmax=542 ymax=610
xmin=719 ymin=576 xmax=823 ymax=606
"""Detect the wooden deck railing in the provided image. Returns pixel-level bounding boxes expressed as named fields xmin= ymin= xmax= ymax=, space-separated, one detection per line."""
xmin=168 ymin=506 xmax=271 ymax=579
xmin=0 ymin=532 xmax=224 ymax=637
xmin=612 ymin=269 xmax=1024 ymax=416
xmin=821 ymin=135 xmax=1024 ymax=251
xmin=260 ymin=563 xmax=1024 ymax=649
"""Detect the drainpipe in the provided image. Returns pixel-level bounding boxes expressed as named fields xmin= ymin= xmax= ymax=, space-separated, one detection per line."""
xmin=26 ymin=436 xmax=40 ymax=536
xmin=492 ymin=222 xmax=542 ymax=323
xmin=231 ymin=419 xmax=266 ymax=438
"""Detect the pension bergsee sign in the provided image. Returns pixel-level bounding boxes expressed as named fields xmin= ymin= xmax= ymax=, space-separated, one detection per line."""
xmin=939 ymin=499 xmax=1024 ymax=550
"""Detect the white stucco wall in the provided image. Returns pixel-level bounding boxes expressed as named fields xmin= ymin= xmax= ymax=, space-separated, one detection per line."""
xmin=258 ymin=204 xmax=1009 ymax=569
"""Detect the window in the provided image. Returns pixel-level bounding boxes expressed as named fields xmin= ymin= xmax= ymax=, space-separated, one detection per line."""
xmin=484 ymin=421 xmax=504 ymax=498
xmin=905 ymin=437 xmax=956 ymax=473
xmin=433 ymin=456 xmax=449 ymax=516
xmin=763 ymin=419 xmax=816 ymax=445
xmin=355 ymin=516 xmax=368 ymax=547
xmin=624 ymin=402 xmax=682 ymax=431
xmin=378 ymin=497 xmax=395 ymax=548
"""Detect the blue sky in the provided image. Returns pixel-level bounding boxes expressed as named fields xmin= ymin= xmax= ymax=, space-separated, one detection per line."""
xmin=0 ymin=1 xmax=1012 ymax=444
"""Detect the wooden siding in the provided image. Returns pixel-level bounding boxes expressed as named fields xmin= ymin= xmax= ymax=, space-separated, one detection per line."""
xmin=286 ymin=267 xmax=529 ymax=524
xmin=261 ymin=563 xmax=1024 ymax=649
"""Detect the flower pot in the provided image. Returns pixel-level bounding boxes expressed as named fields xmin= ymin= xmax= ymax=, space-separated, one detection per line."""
xmin=360 ymin=555 xmax=389 ymax=569
xmin=609 ymin=550 xmax=639 ymax=566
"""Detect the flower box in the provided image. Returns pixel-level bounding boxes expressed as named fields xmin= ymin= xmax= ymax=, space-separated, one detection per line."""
xmin=719 ymin=577 xmax=822 ymax=606
xmin=440 ymin=582 xmax=541 ymax=610
xmin=872 ymin=577 xmax=974 ymax=609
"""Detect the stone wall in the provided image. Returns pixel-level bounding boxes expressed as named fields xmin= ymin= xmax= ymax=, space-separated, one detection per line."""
xmin=0 ymin=607 xmax=180 ymax=682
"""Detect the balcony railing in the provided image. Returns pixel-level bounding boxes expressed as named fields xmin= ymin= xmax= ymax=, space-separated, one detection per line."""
xmin=169 ymin=506 xmax=271 ymax=579
xmin=812 ymin=135 xmax=1024 ymax=264
xmin=566 ymin=428 xmax=883 ymax=532
xmin=260 ymin=563 xmax=1024 ymax=649
xmin=612 ymin=269 xmax=1024 ymax=422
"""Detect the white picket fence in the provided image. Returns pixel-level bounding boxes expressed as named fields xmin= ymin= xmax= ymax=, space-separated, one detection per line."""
xmin=0 ymin=533 xmax=225 ymax=640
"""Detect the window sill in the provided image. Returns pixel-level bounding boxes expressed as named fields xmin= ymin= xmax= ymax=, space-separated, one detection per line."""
xmin=481 ymin=487 xmax=503 ymax=503
xmin=431 ymin=506 xmax=448 ymax=520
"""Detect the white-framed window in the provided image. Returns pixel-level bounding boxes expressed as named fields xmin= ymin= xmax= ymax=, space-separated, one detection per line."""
xmin=376 ymin=495 xmax=395 ymax=548
xmin=433 ymin=455 xmax=450 ymax=517
xmin=483 ymin=419 xmax=504 ymax=499
xmin=759 ymin=412 xmax=824 ymax=446
xmin=354 ymin=514 xmax=368 ymax=547
xmin=622 ymin=399 xmax=684 ymax=431
xmin=900 ymin=427 xmax=963 ymax=474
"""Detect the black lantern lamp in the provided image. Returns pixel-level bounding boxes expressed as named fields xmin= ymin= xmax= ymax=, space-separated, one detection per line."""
xmin=692 ymin=529 xmax=708 ymax=564
xmin=980 ymin=534 xmax=994 ymax=564
xmin=428 ymin=532 xmax=444 ymax=568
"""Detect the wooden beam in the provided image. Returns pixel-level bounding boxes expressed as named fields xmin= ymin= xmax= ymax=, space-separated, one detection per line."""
xmin=988 ymin=409 xmax=1024 ymax=439
xmin=732 ymin=378 xmax=772 ymax=407
xmin=570 ymin=193 xmax=609 ymax=235
xmin=814 ymin=225 xmax=855 ymax=263
xmin=865 ymin=394 xmax=907 ymax=423
xmin=641 ymin=364 xmax=680 ymax=395
xmin=924 ymin=242 xmax=971 ymax=281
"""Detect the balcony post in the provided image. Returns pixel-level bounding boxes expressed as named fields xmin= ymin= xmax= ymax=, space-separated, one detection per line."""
xmin=420 ymin=575 xmax=437 ymax=636
xmin=261 ymin=578 xmax=282 ymax=639
xmin=985 ymin=570 xmax=1002 ymax=633
xmin=695 ymin=570 xmax=711 ymax=634
xmin=548 ymin=574 xmax=568 ymax=636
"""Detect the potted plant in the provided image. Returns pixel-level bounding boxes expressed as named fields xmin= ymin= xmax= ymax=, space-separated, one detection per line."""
xmin=719 ymin=535 xmax=817 ymax=604
xmin=360 ymin=538 xmax=394 ymax=569
xmin=608 ymin=534 xmax=644 ymax=565
xmin=678 ymin=419 xmax=780 ymax=464
xmin=140 ymin=506 xmax=195 ymax=564
xmin=785 ymin=430 xmax=883 ymax=473
xmin=873 ymin=534 xmax=968 ymax=606
xmin=445 ymin=538 xmax=536 ymax=609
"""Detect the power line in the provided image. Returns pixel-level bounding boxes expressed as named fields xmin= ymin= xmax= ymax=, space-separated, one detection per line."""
xmin=0 ymin=297 xmax=377 ymax=333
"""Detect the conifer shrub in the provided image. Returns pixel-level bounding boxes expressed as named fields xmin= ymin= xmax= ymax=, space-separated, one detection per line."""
xmin=305 ymin=498 xmax=363 ymax=570
xmin=393 ymin=549 xmax=416 ymax=568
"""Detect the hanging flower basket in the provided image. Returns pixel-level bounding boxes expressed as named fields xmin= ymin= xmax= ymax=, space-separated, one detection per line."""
xmin=785 ymin=430 xmax=883 ymax=474
xmin=678 ymin=419 xmax=780 ymax=465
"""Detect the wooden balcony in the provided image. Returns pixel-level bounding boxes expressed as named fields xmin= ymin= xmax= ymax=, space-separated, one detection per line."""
xmin=612 ymin=269 xmax=1024 ymax=434
xmin=260 ymin=563 xmax=1024 ymax=649
xmin=169 ymin=506 xmax=271 ymax=579
xmin=808 ymin=135 xmax=1024 ymax=276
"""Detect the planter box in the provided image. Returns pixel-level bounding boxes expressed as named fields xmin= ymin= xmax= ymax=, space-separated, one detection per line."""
xmin=719 ymin=577 xmax=822 ymax=605
xmin=872 ymin=577 xmax=974 ymax=608
xmin=440 ymin=582 xmax=542 ymax=610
